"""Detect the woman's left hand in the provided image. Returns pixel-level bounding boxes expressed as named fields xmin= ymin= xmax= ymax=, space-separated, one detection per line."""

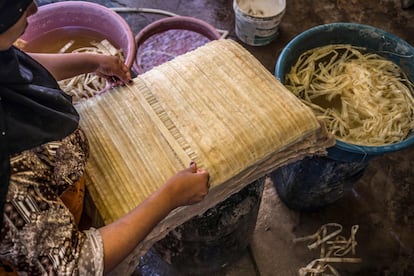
xmin=29 ymin=52 xmax=133 ymax=83
xmin=94 ymin=55 xmax=132 ymax=86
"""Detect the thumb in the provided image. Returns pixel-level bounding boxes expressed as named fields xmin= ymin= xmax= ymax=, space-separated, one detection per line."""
xmin=189 ymin=161 xmax=197 ymax=173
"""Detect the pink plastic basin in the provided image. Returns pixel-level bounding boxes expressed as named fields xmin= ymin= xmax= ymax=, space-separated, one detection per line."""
xmin=20 ymin=1 xmax=136 ymax=69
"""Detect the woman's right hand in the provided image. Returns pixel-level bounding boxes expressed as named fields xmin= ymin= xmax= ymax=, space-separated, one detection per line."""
xmin=160 ymin=162 xmax=210 ymax=209
xmin=100 ymin=162 xmax=209 ymax=273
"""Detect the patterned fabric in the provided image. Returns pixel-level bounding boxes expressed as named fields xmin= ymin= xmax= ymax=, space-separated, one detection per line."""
xmin=0 ymin=128 xmax=104 ymax=275
xmin=60 ymin=176 xmax=86 ymax=225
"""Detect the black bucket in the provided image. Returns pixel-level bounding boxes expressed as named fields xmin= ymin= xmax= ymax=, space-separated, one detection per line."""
xmin=270 ymin=156 xmax=369 ymax=211
xmin=138 ymin=178 xmax=265 ymax=275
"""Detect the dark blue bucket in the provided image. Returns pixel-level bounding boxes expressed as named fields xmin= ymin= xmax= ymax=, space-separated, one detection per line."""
xmin=275 ymin=22 xmax=414 ymax=163
xmin=272 ymin=23 xmax=414 ymax=211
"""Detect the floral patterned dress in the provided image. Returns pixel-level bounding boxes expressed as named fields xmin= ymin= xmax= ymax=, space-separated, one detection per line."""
xmin=0 ymin=128 xmax=104 ymax=275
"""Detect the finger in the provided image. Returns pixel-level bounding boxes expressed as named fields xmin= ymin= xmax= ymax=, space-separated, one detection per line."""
xmin=108 ymin=75 xmax=130 ymax=87
xmin=118 ymin=64 xmax=132 ymax=83
xmin=189 ymin=161 xmax=197 ymax=173
xmin=118 ymin=73 xmax=132 ymax=84
xmin=110 ymin=76 xmax=118 ymax=83
xmin=205 ymin=172 xmax=211 ymax=188
xmin=106 ymin=65 xmax=131 ymax=85
xmin=196 ymin=168 xmax=208 ymax=176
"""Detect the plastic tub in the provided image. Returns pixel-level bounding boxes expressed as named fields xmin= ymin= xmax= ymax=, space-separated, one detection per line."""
xmin=20 ymin=1 xmax=136 ymax=69
xmin=133 ymin=16 xmax=221 ymax=74
xmin=271 ymin=23 xmax=414 ymax=211
xmin=233 ymin=0 xmax=286 ymax=46
xmin=276 ymin=22 xmax=414 ymax=162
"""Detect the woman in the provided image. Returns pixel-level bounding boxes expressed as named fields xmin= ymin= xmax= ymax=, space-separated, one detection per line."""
xmin=0 ymin=1 xmax=210 ymax=274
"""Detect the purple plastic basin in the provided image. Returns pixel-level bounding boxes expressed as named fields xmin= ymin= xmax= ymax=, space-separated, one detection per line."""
xmin=20 ymin=1 xmax=136 ymax=69
xmin=133 ymin=16 xmax=221 ymax=74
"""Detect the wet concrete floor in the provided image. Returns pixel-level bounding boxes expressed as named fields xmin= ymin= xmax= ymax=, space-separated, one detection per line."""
xmin=35 ymin=0 xmax=414 ymax=275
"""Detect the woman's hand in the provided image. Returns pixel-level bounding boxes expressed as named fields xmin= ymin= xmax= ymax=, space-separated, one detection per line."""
xmin=99 ymin=162 xmax=209 ymax=273
xmin=159 ymin=162 xmax=210 ymax=209
xmin=94 ymin=54 xmax=132 ymax=86
xmin=29 ymin=52 xmax=132 ymax=84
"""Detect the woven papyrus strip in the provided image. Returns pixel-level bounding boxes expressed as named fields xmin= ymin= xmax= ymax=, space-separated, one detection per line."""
xmin=75 ymin=39 xmax=334 ymax=274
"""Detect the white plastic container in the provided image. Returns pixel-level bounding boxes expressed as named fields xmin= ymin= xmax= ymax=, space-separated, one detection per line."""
xmin=233 ymin=0 xmax=286 ymax=46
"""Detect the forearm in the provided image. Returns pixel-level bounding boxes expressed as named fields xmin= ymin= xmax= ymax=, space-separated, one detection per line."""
xmin=28 ymin=53 xmax=99 ymax=81
xmin=97 ymin=163 xmax=209 ymax=273
xmin=98 ymin=187 xmax=175 ymax=273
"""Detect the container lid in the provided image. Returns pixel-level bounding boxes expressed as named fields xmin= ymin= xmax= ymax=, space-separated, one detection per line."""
xmin=133 ymin=16 xmax=221 ymax=74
